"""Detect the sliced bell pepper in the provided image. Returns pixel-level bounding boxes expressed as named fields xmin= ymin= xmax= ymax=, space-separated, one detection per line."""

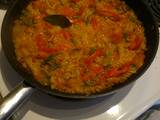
xmin=84 ymin=49 xmax=103 ymax=66
xmin=105 ymin=63 xmax=131 ymax=78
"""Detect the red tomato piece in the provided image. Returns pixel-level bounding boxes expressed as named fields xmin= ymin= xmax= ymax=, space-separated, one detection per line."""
xmin=38 ymin=51 xmax=49 ymax=59
xmin=110 ymin=31 xmax=123 ymax=44
xmin=106 ymin=68 xmax=119 ymax=77
xmin=105 ymin=63 xmax=131 ymax=77
xmin=129 ymin=36 xmax=142 ymax=50
xmin=90 ymin=65 xmax=104 ymax=76
xmin=35 ymin=33 xmax=47 ymax=51
xmin=84 ymin=49 xmax=103 ymax=66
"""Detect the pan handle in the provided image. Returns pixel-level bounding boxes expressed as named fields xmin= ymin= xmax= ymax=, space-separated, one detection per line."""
xmin=0 ymin=82 xmax=35 ymax=120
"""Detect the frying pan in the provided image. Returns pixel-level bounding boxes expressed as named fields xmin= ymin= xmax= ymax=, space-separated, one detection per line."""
xmin=0 ymin=0 xmax=159 ymax=119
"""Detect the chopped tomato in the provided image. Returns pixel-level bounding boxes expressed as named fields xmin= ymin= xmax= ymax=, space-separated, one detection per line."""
xmin=84 ymin=49 xmax=103 ymax=66
xmin=105 ymin=63 xmax=131 ymax=77
xmin=81 ymin=74 xmax=91 ymax=81
xmin=109 ymin=30 xmax=123 ymax=44
xmin=59 ymin=6 xmax=77 ymax=17
xmin=80 ymin=68 xmax=91 ymax=81
xmin=35 ymin=34 xmax=53 ymax=53
xmin=129 ymin=36 xmax=142 ymax=50
xmin=35 ymin=33 xmax=47 ymax=51
xmin=38 ymin=51 xmax=49 ymax=59
xmin=35 ymin=34 xmax=50 ymax=58
xmin=106 ymin=68 xmax=119 ymax=77
xmin=90 ymin=65 xmax=104 ymax=76
xmin=119 ymin=63 xmax=131 ymax=74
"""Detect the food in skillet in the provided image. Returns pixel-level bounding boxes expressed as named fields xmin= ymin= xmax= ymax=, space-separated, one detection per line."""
xmin=12 ymin=0 xmax=146 ymax=95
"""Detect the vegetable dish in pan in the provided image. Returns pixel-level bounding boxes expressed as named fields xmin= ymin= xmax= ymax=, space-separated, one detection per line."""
xmin=12 ymin=0 xmax=146 ymax=95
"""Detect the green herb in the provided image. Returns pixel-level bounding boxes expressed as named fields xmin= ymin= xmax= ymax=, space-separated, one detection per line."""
xmin=105 ymin=51 xmax=112 ymax=58
xmin=71 ymin=39 xmax=77 ymax=46
xmin=20 ymin=16 xmax=35 ymax=26
xmin=131 ymin=64 xmax=137 ymax=72
xmin=123 ymin=32 xmax=129 ymax=42
xmin=50 ymin=63 xmax=60 ymax=70
xmin=43 ymin=55 xmax=55 ymax=64
xmin=21 ymin=10 xmax=35 ymax=26
xmin=104 ymin=64 xmax=111 ymax=70
xmin=42 ymin=55 xmax=60 ymax=70
xmin=85 ymin=16 xmax=91 ymax=25
xmin=102 ymin=55 xmax=112 ymax=69
xmin=102 ymin=58 xmax=111 ymax=68
xmin=84 ymin=9 xmax=94 ymax=25
xmin=89 ymin=47 xmax=97 ymax=54
xmin=74 ymin=24 xmax=81 ymax=30
xmin=130 ymin=16 xmax=137 ymax=23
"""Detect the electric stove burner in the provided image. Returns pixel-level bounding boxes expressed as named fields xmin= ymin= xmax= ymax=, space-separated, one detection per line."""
xmin=144 ymin=0 xmax=160 ymax=25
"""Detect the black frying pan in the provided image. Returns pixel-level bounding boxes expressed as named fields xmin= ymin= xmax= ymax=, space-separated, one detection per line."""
xmin=0 ymin=0 xmax=159 ymax=119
